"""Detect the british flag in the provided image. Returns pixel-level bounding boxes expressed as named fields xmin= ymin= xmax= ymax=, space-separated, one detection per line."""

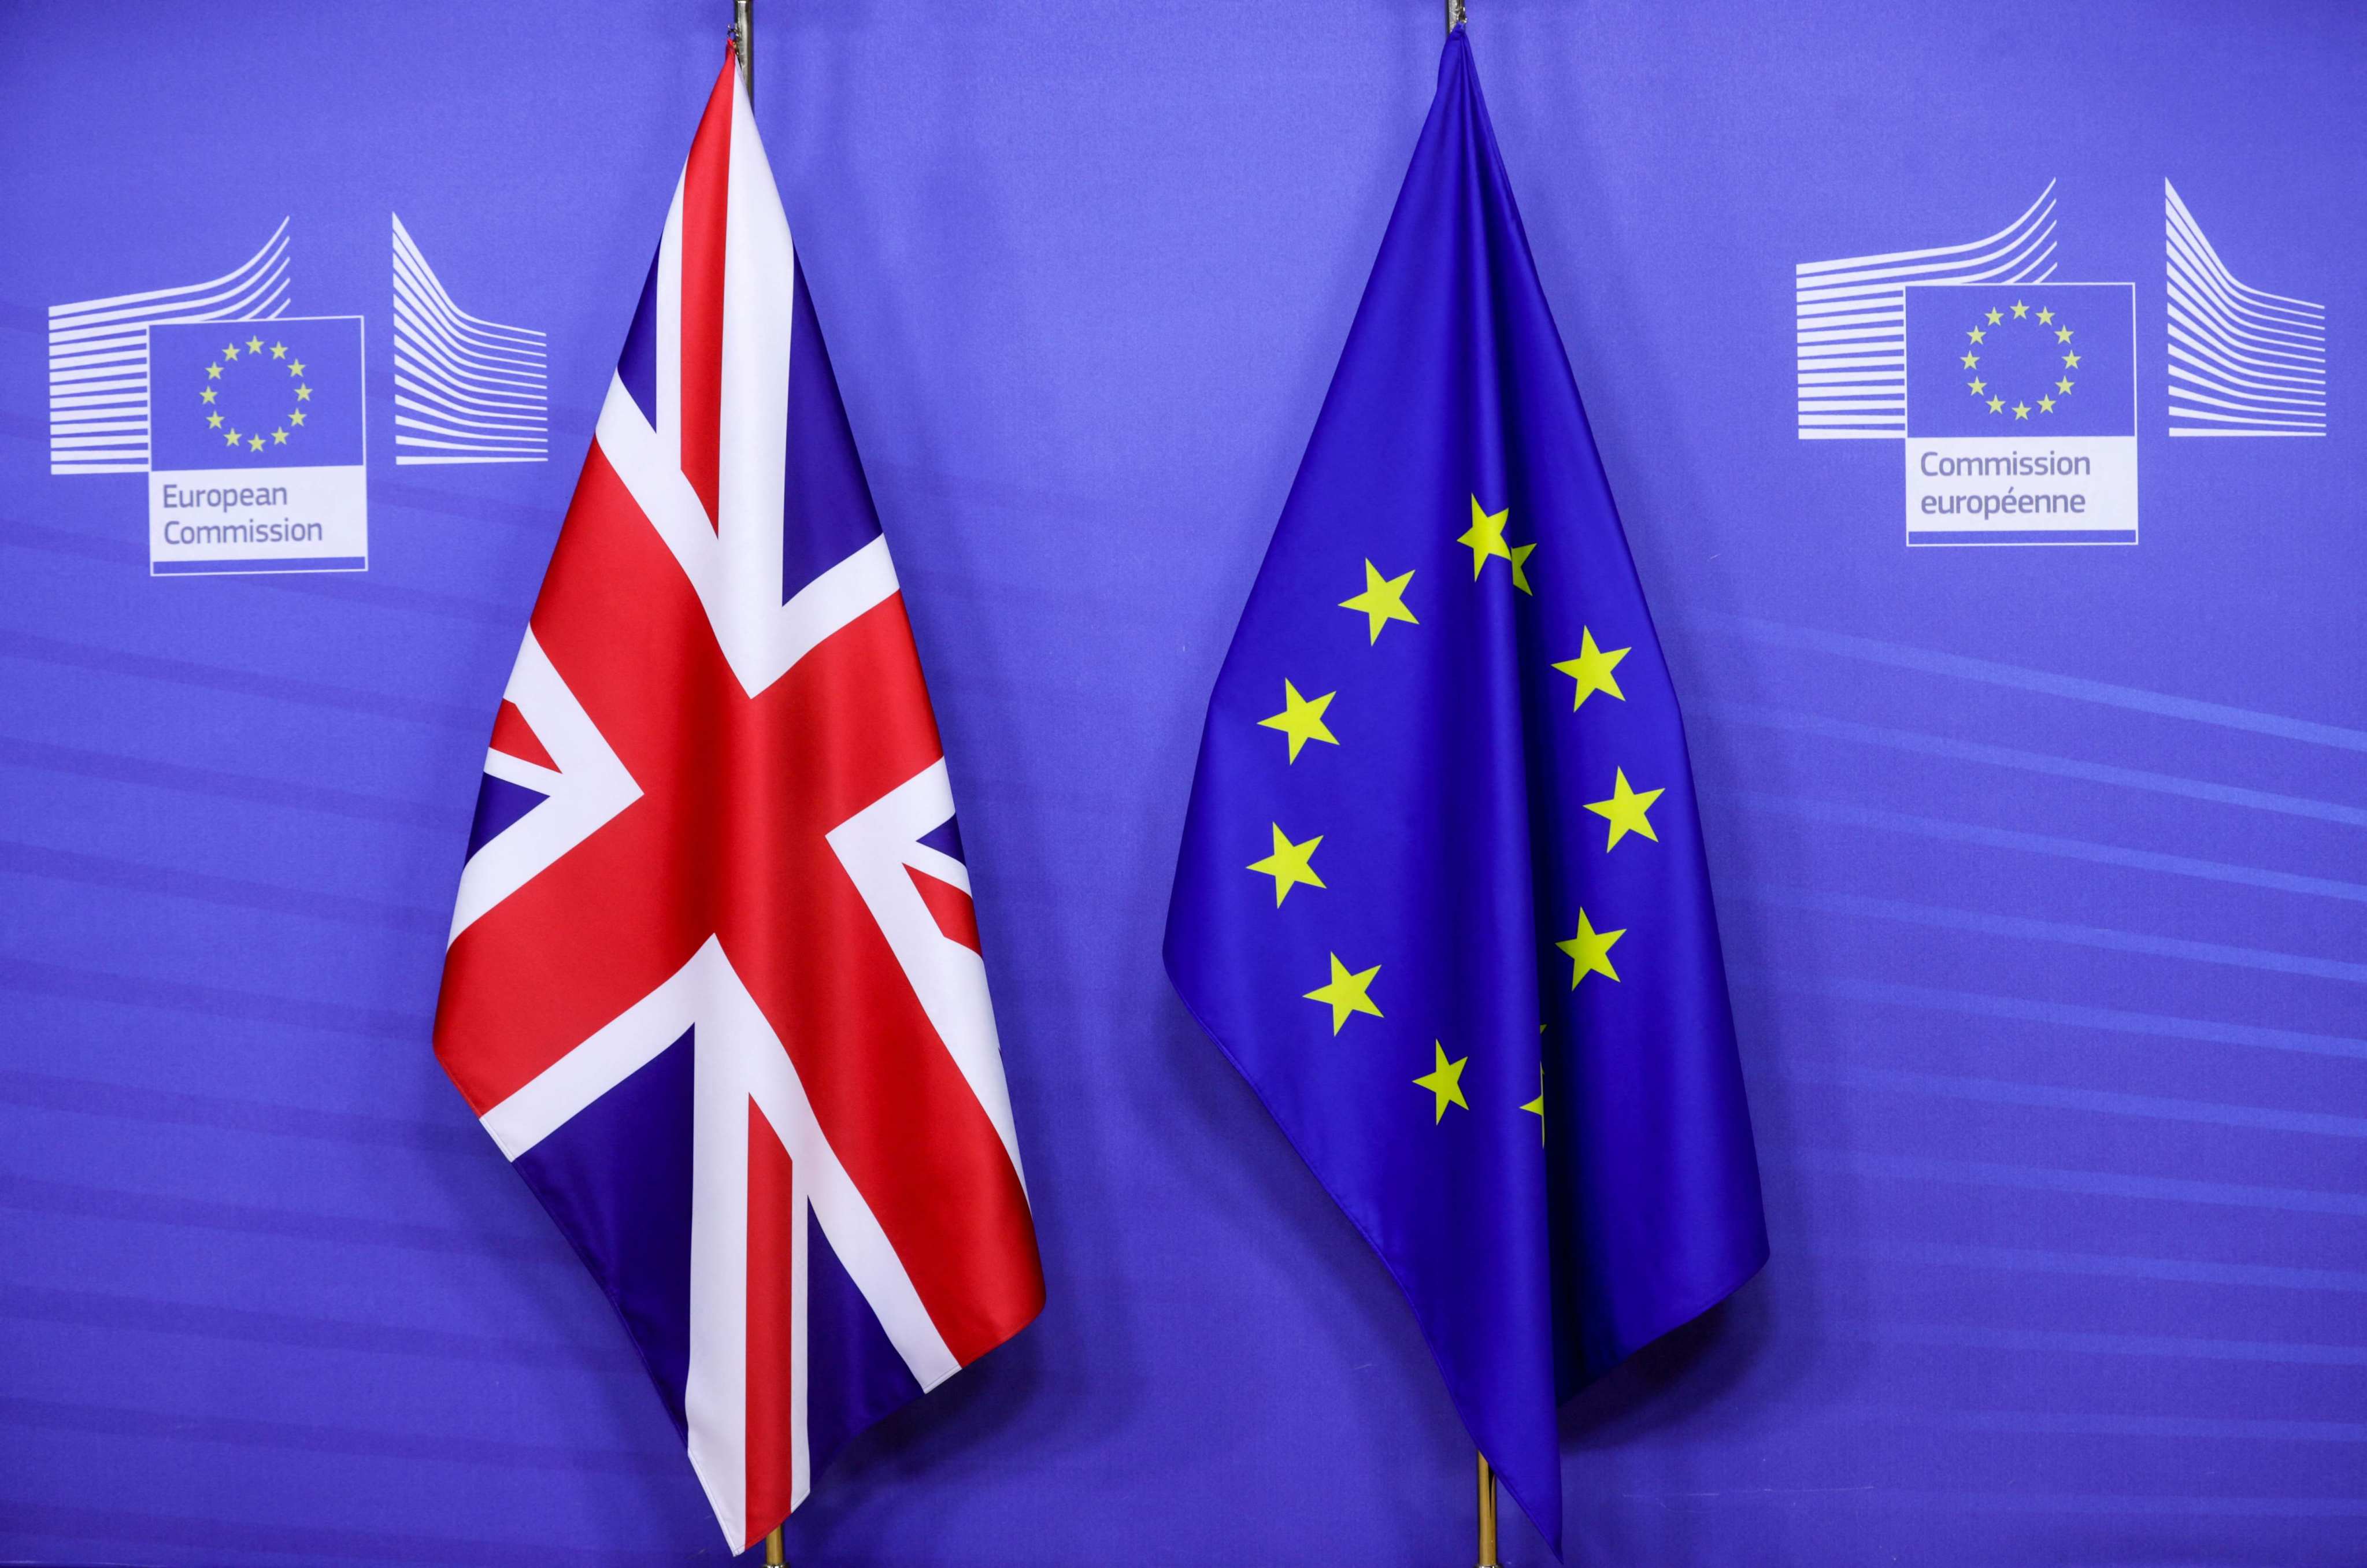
xmin=432 ymin=46 xmax=1044 ymax=1550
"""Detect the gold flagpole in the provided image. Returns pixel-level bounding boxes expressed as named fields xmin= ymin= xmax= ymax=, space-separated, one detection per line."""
xmin=742 ymin=9 xmax=772 ymax=1559
xmin=1476 ymin=1452 xmax=1500 ymax=1567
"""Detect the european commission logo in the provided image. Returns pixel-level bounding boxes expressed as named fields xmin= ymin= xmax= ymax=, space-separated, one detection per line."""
xmin=147 ymin=317 xmax=366 ymax=574
xmin=47 ymin=213 xmax=547 ymax=576
xmin=1790 ymin=183 xmax=2140 ymax=547
xmin=1903 ymin=283 xmax=2136 ymax=544
xmin=1796 ymin=180 xmax=2326 ymax=548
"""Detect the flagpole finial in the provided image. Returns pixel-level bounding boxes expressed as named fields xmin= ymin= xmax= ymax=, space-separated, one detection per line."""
xmin=1447 ymin=0 xmax=1468 ymax=33
xmin=732 ymin=0 xmax=754 ymax=99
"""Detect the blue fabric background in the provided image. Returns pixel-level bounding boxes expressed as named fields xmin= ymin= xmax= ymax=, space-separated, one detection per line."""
xmin=0 ymin=2 xmax=2360 ymax=1565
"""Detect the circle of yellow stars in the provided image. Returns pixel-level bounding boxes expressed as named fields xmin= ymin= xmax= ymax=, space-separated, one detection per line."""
xmin=200 ymin=333 xmax=313 ymax=453
xmin=1242 ymin=491 xmax=1665 ymax=1136
xmin=1960 ymin=299 xmax=2077 ymax=421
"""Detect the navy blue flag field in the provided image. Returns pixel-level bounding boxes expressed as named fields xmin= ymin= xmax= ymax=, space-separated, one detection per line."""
xmin=1164 ymin=29 xmax=1767 ymax=1552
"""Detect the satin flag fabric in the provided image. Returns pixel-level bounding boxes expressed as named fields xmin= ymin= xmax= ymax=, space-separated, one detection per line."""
xmin=432 ymin=45 xmax=1043 ymax=1550
xmin=1164 ymin=29 xmax=1766 ymax=1551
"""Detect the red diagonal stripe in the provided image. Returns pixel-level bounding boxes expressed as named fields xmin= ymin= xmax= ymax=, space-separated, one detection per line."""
xmin=488 ymin=699 xmax=557 ymax=772
xmin=907 ymin=865 xmax=981 ymax=954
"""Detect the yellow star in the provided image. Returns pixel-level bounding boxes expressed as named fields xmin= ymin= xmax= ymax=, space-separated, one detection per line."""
xmin=1413 ymin=1042 xmax=1469 ymax=1122
xmin=2038 ymin=395 xmax=2056 ymax=413
xmin=295 ymin=384 xmax=312 ymax=401
xmin=199 ymin=387 xmax=216 ymax=405
xmin=1339 ymin=559 xmax=1418 ymax=643
xmin=1551 ymin=628 xmax=1629 ymax=709
xmin=272 ymin=428 xmax=289 ymax=444
xmin=2056 ymin=377 xmax=2074 ymax=395
xmin=2062 ymin=350 xmax=2080 ymax=369
xmin=221 ymin=342 xmax=239 ymax=360
xmin=223 ymin=429 xmax=242 ymax=447
xmin=289 ymin=409 xmax=306 ymax=427
xmin=1258 ymin=680 xmax=1338 ymax=762
xmin=248 ymin=435 xmax=265 ymax=451
xmin=1521 ymin=1067 xmax=1544 ymax=1143
xmin=2036 ymin=307 xmax=2054 ymax=325
xmin=2012 ymin=402 xmax=2031 ymax=420
xmin=1584 ymin=768 xmax=1663 ymax=850
xmin=1987 ymin=396 xmax=2005 ymax=413
xmin=246 ymin=335 xmax=264 ymax=353
xmin=288 ymin=359 xmax=306 ymax=376
xmin=1967 ymin=327 xmax=1986 ymax=344
xmin=1247 ymin=824 xmax=1324 ymax=906
xmin=1458 ymin=495 xmax=1513 ymax=578
xmin=1508 ymin=542 xmax=1536 ymax=596
xmin=1554 ymin=910 xmax=1625 ymax=987
xmin=270 ymin=342 xmax=287 ymax=359
xmin=205 ymin=412 xmax=223 ymax=429
xmin=1966 ymin=377 xmax=1986 ymax=396
xmin=1984 ymin=309 xmax=2003 ymax=326
xmin=2011 ymin=300 xmax=2029 ymax=318
xmin=206 ymin=364 xmax=223 ymax=380
xmin=1959 ymin=351 xmax=1979 ymax=369
xmin=2055 ymin=326 xmax=2073 ymax=343
xmin=1305 ymin=953 xmax=1381 ymax=1034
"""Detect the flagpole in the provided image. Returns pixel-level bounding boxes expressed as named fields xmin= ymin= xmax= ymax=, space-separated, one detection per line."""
xmin=1448 ymin=0 xmax=1492 ymax=1545
xmin=1476 ymin=1452 xmax=1500 ymax=1567
xmin=1442 ymin=0 xmax=1488 ymax=1491
xmin=1448 ymin=0 xmax=1489 ymax=1539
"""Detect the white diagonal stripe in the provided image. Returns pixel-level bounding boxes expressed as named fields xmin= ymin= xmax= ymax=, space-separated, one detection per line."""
xmin=447 ymin=628 xmax=644 ymax=943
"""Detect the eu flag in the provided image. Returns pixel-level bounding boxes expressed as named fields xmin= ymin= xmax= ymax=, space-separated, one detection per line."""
xmin=1164 ymin=30 xmax=1766 ymax=1551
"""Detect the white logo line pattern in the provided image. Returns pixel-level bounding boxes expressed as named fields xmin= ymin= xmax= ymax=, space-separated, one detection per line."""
xmin=2165 ymin=180 xmax=2324 ymax=438
xmin=1795 ymin=183 xmax=2059 ymax=440
xmin=47 ymin=220 xmax=291 ymax=475
xmin=392 ymin=213 xmax=549 ymax=465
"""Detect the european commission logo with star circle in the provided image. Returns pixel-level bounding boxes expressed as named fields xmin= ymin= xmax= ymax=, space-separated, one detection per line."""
xmin=146 ymin=315 xmax=368 ymax=576
xmin=196 ymin=332 xmax=316 ymax=460
xmin=1957 ymin=298 xmax=2084 ymax=424
xmin=1901 ymin=280 xmax=2137 ymax=546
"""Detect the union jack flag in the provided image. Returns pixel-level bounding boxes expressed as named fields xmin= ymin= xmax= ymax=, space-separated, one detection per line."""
xmin=432 ymin=46 xmax=1044 ymax=1549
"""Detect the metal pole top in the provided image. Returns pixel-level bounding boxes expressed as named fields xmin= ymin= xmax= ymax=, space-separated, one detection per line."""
xmin=732 ymin=0 xmax=754 ymax=98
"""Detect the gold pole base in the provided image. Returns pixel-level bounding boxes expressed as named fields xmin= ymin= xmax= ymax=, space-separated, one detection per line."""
xmin=1475 ymin=1451 xmax=1500 ymax=1568
xmin=763 ymin=1523 xmax=785 ymax=1566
